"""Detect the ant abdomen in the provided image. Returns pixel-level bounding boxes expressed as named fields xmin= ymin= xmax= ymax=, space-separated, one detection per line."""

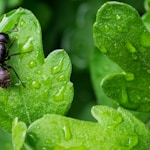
xmin=0 ymin=33 xmax=9 ymax=43
xmin=0 ymin=68 xmax=10 ymax=88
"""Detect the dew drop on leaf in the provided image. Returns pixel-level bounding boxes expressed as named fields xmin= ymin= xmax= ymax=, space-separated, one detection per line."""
xmin=26 ymin=76 xmax=31 ymax=81
xmin=28 ymin=60 xmax=37 ymax=68
xmin=124 ymin=72 xmax=135 ymax=81
xmin=100 ymin=46 xmax=107 ymax=53
xmin=20 ymin=19 xmax=26 ymax=27
xmin=141 ymin=31 xmax=150 ymax=47
xmin=104 ymin=25 xmax=109 ymax=32
xmin=147 ymin=69 xmax=150 ymax=73
xmin=108 ymin=114 xmax=123 ymax=129
xmin=21 ymin=37 xmax=34 ymax=52
xmin=31 ymin=80 xmax=41 ymax=89
xmin=42 ymin=147 xmax=47 ymax=150
xmin=63 ymin=124 xmax=72 ymax=141
xmin=54 ymin=86 xmax=65 ymax=101
xmin=132 ymin=54 xmax=138 ymax=60
xmin=125 ymin=41 xmax=137 ymax=53
xmin=27 ymin=133 xmax=38 ymax=147
xmin=122 ymin=134 xmax=138 ymax=149
xmin=58 ymin=75 xmax=65 ymax=81
xmin=51 ymin=58 xmax=64 ymax=74
xmin=116 ymin=14 xmax=121 ymax=20
xmin=117 ymin=26 xmax=123 ymax=32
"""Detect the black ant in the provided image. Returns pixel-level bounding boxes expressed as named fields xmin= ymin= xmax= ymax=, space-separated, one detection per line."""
xmin=0 ymin=32 xmax=29 ymax=88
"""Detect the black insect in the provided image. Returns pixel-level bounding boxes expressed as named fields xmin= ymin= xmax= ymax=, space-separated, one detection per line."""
xmin=0 ymin=32 xmax=25 ymax=88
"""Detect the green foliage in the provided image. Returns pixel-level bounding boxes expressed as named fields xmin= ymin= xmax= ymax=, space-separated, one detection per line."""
xmin=1 ymin=1 xmax=150 ymax=149
xmin=12 ymin=105 xmax=150 ymax=150
xmin=0 ymin=8 xmax=73 ymax=132
xmin=93 ymin=1 xmax=150 ymax=112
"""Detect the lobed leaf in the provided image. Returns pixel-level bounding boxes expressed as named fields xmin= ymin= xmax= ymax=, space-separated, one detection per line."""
xmin=16 ymin=105 xmax=150 ymax=150
xmin=93 ymin=2 xmax=150 ymax=112
xmin=0 ymin=8 xmax=73 ymax=131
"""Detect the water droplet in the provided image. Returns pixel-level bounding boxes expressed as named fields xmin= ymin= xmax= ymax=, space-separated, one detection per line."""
xmin=31 ymin=81 xmax=41 ymax=89
xmin=123 ymin=134 xmax=138 ymax=148
xmin=42 ymin=147 xmax=47 ymax=150
xmin=26 ymin=76 xmax=31 ymax=81
xmin=104 ymin=25 xmax=109 ymax=32
xmin=28 ymin=61 xmax=37 ymax=68
xmin=132 ymin=54 xmax=138 ymax=60
xmin=147 ymin=69 xmax=150 ymax=73
xmin=125 ymin=72 xmax=135 ymax=81
xmin=114 ymin=43 xmax=117 ymax=49
xmin=0 ymin=94 xmax=8 ymax=104
xmin=52 ymin=58 xmax=63 ymax=74
xmin=121 ymin=86 xmax=139 ymax=109
xmin=54 ymin=86 xmax=65 ymax=101
xmin=136 ymin=95 xmax=141 ymax=100
xmin=141 ymin=31 xmax=150 ymax=47
xmin=37 ymin=70 xmax=42 ymax=74
xmin=108 ymin=114 xmax=123 ymax=129
xmin=144 ymin=97 xmax=148 ymax=102
xmin=125 ymin=41 xmax=137 ymax=53
xmin=27 ymin=133 xmax=38 ymax=146
xmin=116 ymin=14 xmax=121 ymax=20
xmin=20 ymin=20 xmax=26 ymax=27
xmin=63 ymin=124 xmax=71 ymax=141
xmin=100 ymin=46 xmax=107 ymax=53
xmin=45 ymin=139 xmax=52 ymax=144
xmin=117 ymin=26 xmax=123 ymax=32
xmin=20 ymin=37 xmax=34 ymax=53
xmin=36 ymin=125 xmax=40 ymax=129
xmin=58 ymin=75 xmax=65 ymax=81
xmin=43 ymin=75 xmax=51 ymax=85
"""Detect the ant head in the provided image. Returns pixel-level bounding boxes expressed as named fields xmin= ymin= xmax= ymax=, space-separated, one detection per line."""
xmin=0 ymin=33 xmax=9 ymax=43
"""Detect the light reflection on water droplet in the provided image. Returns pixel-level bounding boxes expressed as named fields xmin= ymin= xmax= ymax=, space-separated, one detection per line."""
xmin=63 ymin=124 xmax=72 ymax=141
xmin=123 ymin=134 xmax=138 ymax=148
xmin=147 ymin=69 xmax=150 ymax=73
xmin=58 ymin=75 xmax=65 ymax=81
xmin=116 ymin=14 xmax=121 ymax=20
xmin=125 ymin=41 xmax=137 ymax=53
xmin=125 ymin=72 xmax=135 ymax=81
xmin=108 ymin=114 xmax=123 ymax=129
xmin=28 ymin=60 xmax=37 ymax=68
xmin=31 ymin=80 xmax=41 ymax=89
xmin=54 ymin=86 xmax=65 ymax=101
xmin=117 ymin=26 xmax=123 ymax=32
xmin=100 ymin=46 xmax=107 ymax=53
xmin=27 ymin=133 xmax=38 ymax=146
xmin=52 ymin=58 xmax=64 ymax=74
xmin=42 ymin=147 xmax=47 ymax=150
xmin=132 ymin=54 xmax=138 ymax=60
xmin=104 ymin=25 xmax=109 ymax=32
xmin=21 ymin=37 xmax=34 ymax=52
xmin=26 ymin=76 xmax=31 ymax=80
xmin=141 ymin=31 xmax=150 ymax=47
xmin=20 ymin=20 xmax=26 ymax=27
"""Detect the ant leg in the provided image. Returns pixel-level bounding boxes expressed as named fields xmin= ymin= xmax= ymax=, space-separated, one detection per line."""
xmin=5 ymin=50 xmax=33 ymax=61
xmin=9 ymin=50 xmax=33 ymax=57
xmin=7 ymin=65 xmax=25 ymax=87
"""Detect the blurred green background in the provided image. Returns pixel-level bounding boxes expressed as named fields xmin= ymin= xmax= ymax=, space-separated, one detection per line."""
xmin=0 ymin=0 xmax=147 ymax=149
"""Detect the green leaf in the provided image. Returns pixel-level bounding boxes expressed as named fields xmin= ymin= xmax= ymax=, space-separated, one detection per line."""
xmin=0 ymin=8 xmax=73 ymax=131
xmin=12 ymin=118 xmax=27 ymax=150
xmin=90 ymin=47 xmax=121 ymax=107
xmin=25 ymin=105 xmax=150 ymax=150
xmin=0 ymin=128 xmax=13 ymax=150
xmin=93 ymin=2 xmax=150 ymax=112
